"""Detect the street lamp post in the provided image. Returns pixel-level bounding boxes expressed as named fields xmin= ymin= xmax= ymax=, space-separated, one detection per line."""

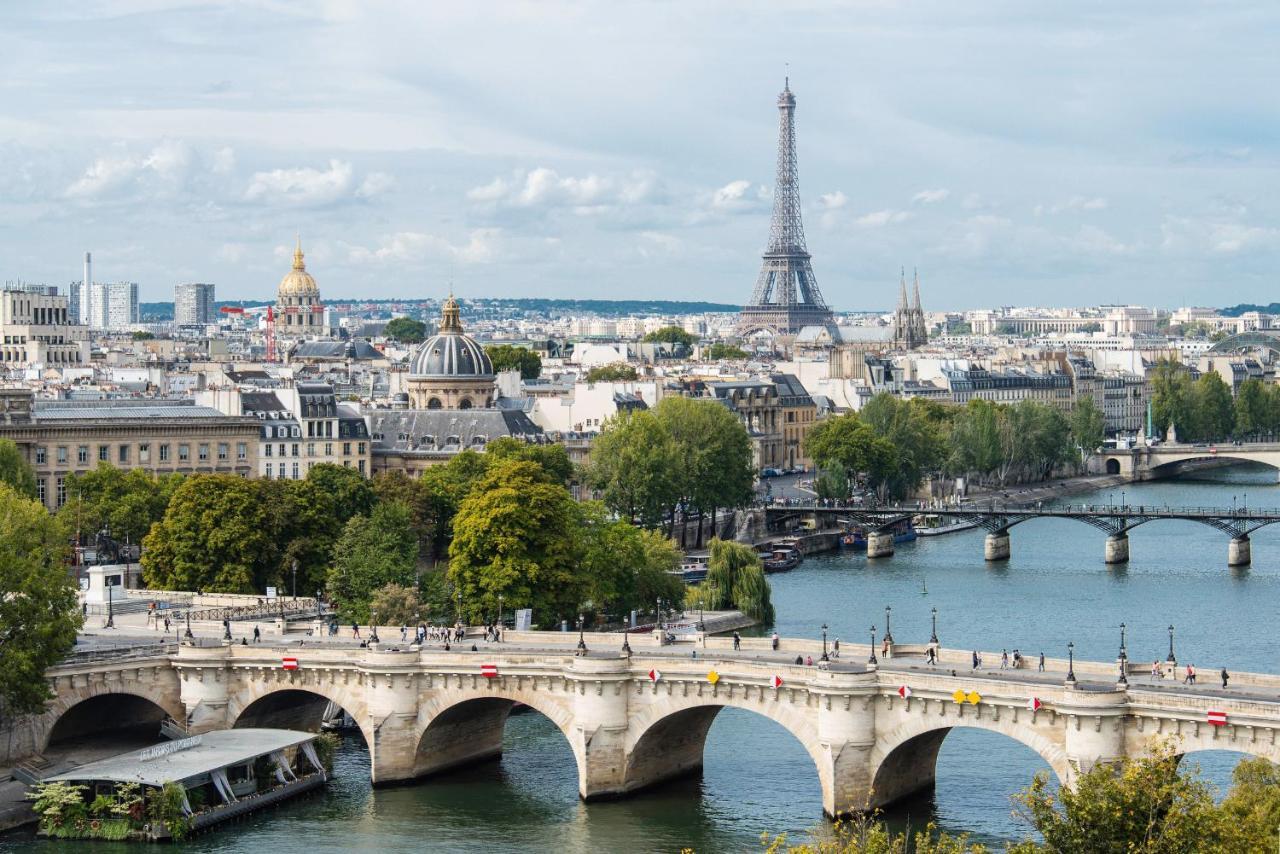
xmin=1167 ymin=624 xmax=1176 ymax=664
xmin=1119 ymin=622 xmax=1127 ymax=659
xmin=105 ymin=583 xmax=114 ymax=629
xmin=820 ymin=623 xmax=829 ymax=662
xmin=291 ymin=560 xmax=297 ymax=601
xmin=1066 ymin=641 xmax=1077 ymax=686
xmin=370 ymin=614 xmax=380 ymax=645
xmin=184 ymin=609 xmax=193 ymax=640
xmin=656 ymin=599 xmax=663 ymax=633
xmin=498 ymin=595 xmax=504 ymax=630
xmin=622 ymin=632 xmax=631 ymax=656
xmin=868 ymin=626 xmax=878 ymax=666
xmin=223 ymin=618 xmax=232 ymax=642
xmin=930 ymin=607 xmax=938 ymax=644
xmin=316 ymin=590 xmax=322 ymax=620
xmin=884 ymin=605 xmax=893 ymax=645
xmin=577 ymin=614 xmax=587 ymax=652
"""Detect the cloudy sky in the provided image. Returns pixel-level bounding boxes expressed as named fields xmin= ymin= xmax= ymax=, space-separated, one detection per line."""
xmin=1 ymin=2 xmax=1278 ymax=309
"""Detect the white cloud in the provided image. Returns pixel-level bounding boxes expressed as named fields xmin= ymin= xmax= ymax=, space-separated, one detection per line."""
xmin=855 ymin=209 xmax=911 ymax=228
xmin=912 ymin=188 xmax=950 ymax=205
xmin=211 ymin=146 xmax=236 ymax=175
xmin=1035 ymin=195 xmax=1109 ymax=216
xmin=348 ymin=229 xmax=500 ymax=264
xmin=244 ymin=159 xmax=354 ymax=205
xmin=1072 ymin=225 xmax=1130 ymax=255
xmin=1161 ymin=216 xmax=1278 ymax=254
xmin=356 ymin=171 xmax=394 ymax=198
xmin=468 ymin=167 xmax=656 ymax=212
xmin=65 ymin=140 xmax=192 ymax=198
xmin=818 ymin=190 xmax=847 ymax=209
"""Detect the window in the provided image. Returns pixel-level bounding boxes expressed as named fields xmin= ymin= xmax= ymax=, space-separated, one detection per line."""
xmin=358 ymin=460 xmax=365 ymax=474
xmin=217 ymin=443 xmax=228 ymax=461
xmin=292 ymin=462 xmax=299 ymax=479
xmin=55 ymin=476 xmax=66 ymax=507
xmin=118 ymin=445 xmax=129 ymax=463
xmin=36 ymin=478 xmax=45 ymax=503
xmin=78 ymin=445 xmax=88 ymax=464
xmin=307 ymin=421 xmax=314 ymax=438
xmin=178 ymin=444 xmax=189 ymax=462
xmin=264 ymin=443 xmax=273 ymax=457
xmin=139 ymin=443 xmax=150 ymax=462
xmin=99 ymin=445 xmax=109 ymax=462
xmin=324 ymin=442 xmax=332 ymax=456
xmin=237 ymin=443 xmax=247 ymax=461
xmin=325 ymin=421 xmax=333 ymax=438
xmin=291 ymin=444 xmax=299 ymax=457
xmin=358 ymin=442 xmax=366 ymax=455
xmin=198 ymin=444 xmax=209 ymax=461
xmin=343 ymin=442 xmax=351 ymax=456
xmin=343 ymin=460 xmax=350 ymax=467
xmin=35 ymin=446 xmax=46 ymax=464
xmin=57 ymin=446 xmax=68 ymax=464
xmin=307 ymin=443 xmax=315 ymax=457
xmin=159 ymin=444 xmax=170 ymax=462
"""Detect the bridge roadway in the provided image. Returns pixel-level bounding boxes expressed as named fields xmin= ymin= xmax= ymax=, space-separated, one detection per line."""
xmin=16 ymin=630 xmax=1280 ymax=817
xmin=765 ymin=503 xmax=1280 ymax=565
xmin=1100 ymin=440 xmax=1280 ymax=481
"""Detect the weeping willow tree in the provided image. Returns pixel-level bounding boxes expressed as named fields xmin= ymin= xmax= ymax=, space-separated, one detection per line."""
xmin=686 ymin=538 xmax=774 ymax=623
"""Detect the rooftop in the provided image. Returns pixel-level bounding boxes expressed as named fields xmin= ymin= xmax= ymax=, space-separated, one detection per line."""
xmin=46 ymin=728 xmax=314 ymax=787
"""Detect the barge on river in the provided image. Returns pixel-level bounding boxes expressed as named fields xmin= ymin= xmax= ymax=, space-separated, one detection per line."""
xmin=35 ymin=728 xmax=328 ymax=842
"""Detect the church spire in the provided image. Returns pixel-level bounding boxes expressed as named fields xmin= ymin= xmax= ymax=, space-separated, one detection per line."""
xmin=439 ymin=292 xmax=463 ymax=333
xmin=912 ymin=268 xmax=922 ymax=311
xmin=292 ymin=235 xmax=306 ymax=271
xmin=898 ymin=267 xmax=909 ymax=310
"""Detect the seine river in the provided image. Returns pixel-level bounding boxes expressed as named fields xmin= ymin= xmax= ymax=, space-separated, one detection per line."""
xmin=8 ymin=466 xmax=1279 ymax=853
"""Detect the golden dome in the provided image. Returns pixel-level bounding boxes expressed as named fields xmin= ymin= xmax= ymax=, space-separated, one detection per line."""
xmin=278 ymin=237 xmax=320 ymax=298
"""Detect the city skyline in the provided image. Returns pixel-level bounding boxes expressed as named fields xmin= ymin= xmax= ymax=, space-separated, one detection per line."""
xmin=1 ymin=3 xmax=1278 ymax=308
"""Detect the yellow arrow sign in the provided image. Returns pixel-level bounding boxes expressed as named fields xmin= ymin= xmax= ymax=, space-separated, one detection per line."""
xmin=707 ymin=669 xmax=720 ymax=685
xmin=952 ymin=689 xmax=966 ymax=704
xmin=967 ymin=691 xmax=982 ymax=705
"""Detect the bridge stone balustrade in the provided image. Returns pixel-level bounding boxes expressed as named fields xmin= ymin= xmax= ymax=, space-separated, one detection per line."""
xmin=15 ymin=635 xmax=1280 ymax=818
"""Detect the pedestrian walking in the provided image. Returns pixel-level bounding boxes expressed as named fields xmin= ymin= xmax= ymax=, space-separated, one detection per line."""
xmin=253 ymin=625 xmax=261 ymax=643
xmin=1183 ymin=663 xmax=1195 ymax=684
xmin=805 ymin=655 xmax=814 ymax=666
xmin=832 ymin=638 xmax=840 ymax=658
xmin=400 ymin=626 xmax=407 ymax=642
xmin=972 ymin=650 xmax=979 ymax=670
xmin=1038 ymin=652 xmax=1045 ymax=672
xmin=733 ymin=631 xmax=741 ymax=651
xmin=771 ymin=632 xmax=780 ymax=651
xmin=1151 ymin=660 xmax=1161 ymax=679
xmin=1000 ymin=650 xmax=1009 ymax=669
xmin=352 ymin=622 xmax=360 ymax=638
xmin=1221 ymin=668 xmax=1229 ymax=689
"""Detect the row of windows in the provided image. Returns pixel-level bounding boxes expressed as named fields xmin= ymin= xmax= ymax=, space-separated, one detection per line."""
xmin=35 ymin=442 xmax=249 ymax=467
xmin=262 ymin=442 xmax=366 ymax=458
xmin=262 ymin=458 xmax=366 ymax=479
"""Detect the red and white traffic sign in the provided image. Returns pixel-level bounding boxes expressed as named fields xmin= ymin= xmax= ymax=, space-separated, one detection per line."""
xmin=648 ymin=669 xmax=662 ymax=683
xmin=772 ymin=675 xmax=784 ymax=689
xmin=1027 ymin=697 xmax=1043 ymax=712
xmin=1207 ymin=710 xmax=1228 ymax=727
xmin=281 ymin=657 xmax=298 ymax=671
xmin=897 ymin=685 xmax=912 ymax=698
xmin=480 ymin=664 xmax=498 ymax=679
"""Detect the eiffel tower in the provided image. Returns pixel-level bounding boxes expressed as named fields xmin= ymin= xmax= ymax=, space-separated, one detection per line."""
xmin=737 ymin=79 xmax=834 ymax=336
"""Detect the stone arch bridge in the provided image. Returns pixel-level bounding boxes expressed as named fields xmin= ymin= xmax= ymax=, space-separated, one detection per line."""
xmin=1101 ymin=441 xmax=1280 ymax=482
xmin=21 ymin=634 xmax=1280 ymax=817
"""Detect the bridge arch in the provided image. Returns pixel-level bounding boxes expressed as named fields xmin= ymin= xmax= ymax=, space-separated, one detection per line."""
xmin=1147 ymin=454 xmax=1280 ymax=479
xmin=41 ymin=673 xmax=185 ymax=755
xmin=412 ymin=685 xmax=580 ymax=788
xmin=870 ymin=716 xmax=1071 ymax=810
xmin=622 ymin=693 xmax=825 ymax=804
xmin=43 ymin=690 xmax=184 ymax=754
xmin=226 ymin=676 xmax=374 ymax=750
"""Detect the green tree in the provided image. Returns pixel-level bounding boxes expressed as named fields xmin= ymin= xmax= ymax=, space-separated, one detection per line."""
xmin=705 ymin=342 xmax=749 ymax=360
xmin=142 ymin=475 xmax=278 ymax=592
xmin=1069 ymin=396 xmax=1106 ymax=466
xmin=1011 ymin=741 xmax=1227 ymax=853
xmin=804 ymin=412 xmax=897 ymax=498
xmin=1192 ymin=371 xmax=1235 ymax=441
xmin=305 ymin=463 xmax=375 ymax=523
xmin=948 ymin=399 xmax=1002 ymax=483
xmin=447 ymin=459 xmax=581 ymax=625
xmin=0 ymin=484 xmax=81 ymax=716
xmin=485 ymin=344 xmax=542 ymax=379
xmin=654 ymin=396 xmax=754 ymax=545
xmin=685 ymin=538 xmax=773 ymax=622
xmin=635 ymin=529 xmax=686 ymax=608
xmin=588 ymin=410 xmax=680 ymax=529
xmin=1150 ymin=359 xmax=1196 ymax=440
xmin=485 ymin=436 xmax=574 ymax=484
xmin=384 ymin=316 xmax=427 ymax=343
xmin=642 ymin=325 xmax=696 ymax=346
xmin=584 ymin=362 xmax=638 ymax=382
xmin=367 ymin=582 xmax=423 ymax=627
xmin=1233 ymin=377 xmax=1269 ymax=436
xmin=326 ymin=501 xmax=419 ymax=623
xmin=56 ymin=465 xmax=182 ymax=547
xmin=0 ymin=439 xmax=36 ymax=498
xmin=270 ymin=478 xmax=340 ymax=597
xmin=859 ymin=395 xmax=945 ymax=499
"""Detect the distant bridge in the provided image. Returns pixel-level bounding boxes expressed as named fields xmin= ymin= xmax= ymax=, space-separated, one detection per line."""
xmin=1100 ymin=441 xmax=1280 ymax=481
xmin=763 ymin=504 xmax=1280 ymax=565
xmin=13 ymin=632 xmax=1280 ymax=818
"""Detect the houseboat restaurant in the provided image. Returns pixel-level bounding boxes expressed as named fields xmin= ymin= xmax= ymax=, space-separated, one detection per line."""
xmin=39 ymin=728 xmax=327 ymax=841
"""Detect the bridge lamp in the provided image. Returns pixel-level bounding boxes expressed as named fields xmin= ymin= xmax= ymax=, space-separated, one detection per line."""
xmin=184 ymin=609 xmax=193 ymax=641
xmin=622 ymin=632 xmax=631 ymax=656
xmin=223 ymin=618 xmax=232 ymax=642
xmin=656 ymin=599 xmax=663 ymax=632
xmin=316 ymin=590 xmax=322 ymax=620
xmin=1119 ymin=622 xmax=1127 ymax=660
xmin=930 ymin=607 xmax=938 ymax=644
xmin=1167 ymin=625 xmax=1176 ymax=664
xmin=868 ymin=626 xmax=878 ymax=666
xmin=105 ymin=582 xmax=114 ymax=630
xmin=498 ymin=594 xmax=504 ymax=629
xmin=820 ymin=623 xmax=829 ymax=662
xmin=577 ymin=614 xmax=587 ymax=652
xmin=1066 ymin=641 xmax=1076 ymax=686
xmin=884 ymin=605 xmax=893 ymax=644
xmin=370 ymin=614 xmax=379 ymax=645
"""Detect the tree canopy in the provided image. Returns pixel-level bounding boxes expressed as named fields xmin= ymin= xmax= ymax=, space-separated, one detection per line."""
xmin=685 ymin=538 xmax=773 ymax=622
xmin=1150 ymin=359 xmax=1239 ymax=442
xmin=384 ymin=316 xmax=427 ymax=343
xmin=0 ymin=484 xmax=81 ymax=716
xmin=642 ymin=325 xmax=697 ymax=346
xmin=56 ymin=465 xmax=183 ymax=547
xmin=704 ymin=342 xmax=749 ymax=360
xmin=485 ymin=344 xmax=542 ymax=379
xmin=584 ymin=362 xmax=638 ymax=382
xmin=326 ymin=501 xmax=419 ymax=623
xmin=0 ymin=438 xmax=36 ymax=499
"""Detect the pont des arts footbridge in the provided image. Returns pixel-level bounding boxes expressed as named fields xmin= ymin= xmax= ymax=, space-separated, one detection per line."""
xmin=14 ymin=631 xmax=1280 ymax=818
xmin=764 ymin=503 xmax=1280 ymax=566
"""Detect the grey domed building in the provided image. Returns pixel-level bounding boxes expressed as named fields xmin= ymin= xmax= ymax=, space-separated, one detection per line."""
xmin=406 ymin=296 xmax=495 ymax=409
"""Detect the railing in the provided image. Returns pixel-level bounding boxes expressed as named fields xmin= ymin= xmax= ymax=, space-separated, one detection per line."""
xmin=59 ymin=640 xmax=177 ymax=665
xmin=770 ymin=502 xmax=1280 ymax=519
xmin=187 ymin=600 xmax=327 ymax=623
